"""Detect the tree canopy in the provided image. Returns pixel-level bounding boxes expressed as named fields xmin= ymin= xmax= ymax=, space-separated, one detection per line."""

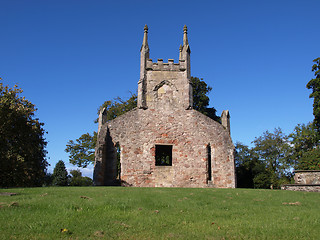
xmin=191 ymin=77 xmax=220 ymax=122
xmin=236 ymin=128 xmax=295 ymax=189
xmin=289 ymin=122 xmax=319 ymax=166
xmin=65 ymin=132 xmax=97 ymax=168
xmin=235 ymin=142 xmax=268 ymax=188
xmin=52 ymin=160 xmax=68 ymax=186
xmin=0 ymin=79 xmax=48 ymax=187
xmin=235 ymin=121 xmax=320 ymax=188
xmin=296 ymin=58 xmax=320 ymax=170
xmin=307 ymin=57 xmax=320 ymax=132
xmin=251 ymin=128 xmax=293 ymax=188
xmin=69 ymin=169 xmax=93 ymax=186
xmin=95 ymin=93 xmax=137 ymax=123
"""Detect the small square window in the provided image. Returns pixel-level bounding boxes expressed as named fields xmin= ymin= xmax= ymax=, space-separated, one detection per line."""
xmin=155 ymin=145 xmax=172 ymax=166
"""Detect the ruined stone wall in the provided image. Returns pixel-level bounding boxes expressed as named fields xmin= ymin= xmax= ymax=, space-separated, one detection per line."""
xmin=95 ymin=108 xmax=235 ymax=188
xmin=281 ymin=170 xmax=320 ymax=192
xmin=144 ymin=59 xmax=192 ymax=110
xmin=294 ymin=170 xmax=320 ymax=185
xmin=281 ymin=184 xmax=320 ymax=192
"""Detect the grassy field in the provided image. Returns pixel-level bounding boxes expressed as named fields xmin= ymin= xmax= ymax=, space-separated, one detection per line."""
xmin=0 ymin=187 xmax=319 ymax=240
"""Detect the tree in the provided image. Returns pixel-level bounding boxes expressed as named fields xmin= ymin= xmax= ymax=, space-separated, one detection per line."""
xmin=69 ymin=169 xmax=93 ymax=186
xmin=0 ymin=79 xmax=48 ymax=187
xmin=252 ymin=128 xmax=293 ymax=188
xmin=52 ymin=160 xmax=69 ymax=186
xmin=96 ymin=93 xmax=138 ymax=123
xmin=289 ymin=122 xmax=320 ymax=170
xmin=66 ymin=77 xmax=220 ymax=167
xmin=235 ymin=142 xmax=255 ymax=188
xmin=65 ymin=132 xmax=97 ymax=168
xmin=289 ymin=122 xmax=319 ymax=168
xmin=43 ymin=172 xmax=53 ymax=186
xmin=191 ymin=76 xmax=220 ymax=122
xmin=235 ymin=142 xmax=269 ymax=188
xmin=297 ymin=148 xmax=320 ymax=170
xmin=307 ymin=57 xmax=320 ymax=132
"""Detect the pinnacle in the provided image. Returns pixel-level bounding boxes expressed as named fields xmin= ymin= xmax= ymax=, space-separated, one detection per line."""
xmin=183 ymin=25 xmax=187 ymax=33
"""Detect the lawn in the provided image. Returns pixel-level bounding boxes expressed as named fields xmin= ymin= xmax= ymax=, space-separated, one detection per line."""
xmin=0 ymin=187 xmax=319 ymax=239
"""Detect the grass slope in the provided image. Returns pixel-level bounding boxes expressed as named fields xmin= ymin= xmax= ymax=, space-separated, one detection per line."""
xmin=0 ymin=187 xmax=319 ymax=239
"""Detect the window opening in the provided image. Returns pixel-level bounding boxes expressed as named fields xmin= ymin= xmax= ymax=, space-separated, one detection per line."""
xmin=155 ymin=145 xmax=172 ymax=166
xmin=207 ymin=144 xmax=212 ymax=181
xmin=115 ymin=142 xmax=121 ymax=180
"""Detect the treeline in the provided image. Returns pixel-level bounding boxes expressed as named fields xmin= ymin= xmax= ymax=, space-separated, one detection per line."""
xmin=236 ymin=124 xmax=320 ymax=189
xmin=44 ymin=160 xmax=92 ymax=187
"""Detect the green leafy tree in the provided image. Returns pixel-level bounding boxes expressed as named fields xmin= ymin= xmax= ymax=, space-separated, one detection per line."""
xmin=70 ymin=169 xmax=82 ymax=178
xmin=52 ymin=160 xmax=69 ymax=186
xmin=252 ymin=172 xmax=272 ymax=189
xmin=0 ymin=79 xmax=48 ymax=187
xmin=96 ymin=93 xmax=138 ymax=123
xmin=289 ymin=122 xmax=319 ymax=168
xmin=252 ymin=128 xmax=293 ymax=188
xmin=235 ymin=142 xmax=255 ymax=188
xmin=191 ymin=76 xmax=220 ymax=122
xmin=69 ymin=169 xmax=93 ymax=186
xmin=307 ymin=57 xmax=320 ymax=132
xmin=65 ymin=132 xmax=97 ymax=168
xmin=297 ymin=148 xmax=320 ymax=170
xmin=235 ymin=142 xmax=269 ymax=188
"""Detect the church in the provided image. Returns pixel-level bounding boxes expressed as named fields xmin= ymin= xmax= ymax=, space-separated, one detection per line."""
xmin=93 ymin=25 xmax=235 ymax=188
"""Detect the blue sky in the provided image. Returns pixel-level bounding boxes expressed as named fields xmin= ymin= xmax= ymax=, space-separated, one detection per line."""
xmin=1 ymin=0 xmax=319 ymax=177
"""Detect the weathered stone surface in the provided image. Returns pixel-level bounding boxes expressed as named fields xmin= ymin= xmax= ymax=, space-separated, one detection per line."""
xmin=281 ymin=170 xmax=320 ymax=192
xmin=93 ymin=26 xmax=235 ymax=188
xmin=294 ymin=170 xmax=320 ymax=185
xmin=281 ymin=184 xmax=320 ymax=192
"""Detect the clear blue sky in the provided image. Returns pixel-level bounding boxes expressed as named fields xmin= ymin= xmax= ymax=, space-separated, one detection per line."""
xmin=1 ymin=0 xmax=319 ymax=177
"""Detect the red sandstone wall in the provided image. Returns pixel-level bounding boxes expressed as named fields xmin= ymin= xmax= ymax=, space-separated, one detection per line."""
xmin=95 ymin=108 xmax=235 ymax=188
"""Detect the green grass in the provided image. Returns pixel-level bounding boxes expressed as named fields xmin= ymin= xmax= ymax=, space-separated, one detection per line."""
xmin=0 ymin=187 xmax=319 ymax=239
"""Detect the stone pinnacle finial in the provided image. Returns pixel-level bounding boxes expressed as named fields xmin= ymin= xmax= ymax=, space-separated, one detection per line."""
xmin=183 ymin=25 xmax=188 ymax=46
xmin=141 ymin=24 xmax=149 ymax=50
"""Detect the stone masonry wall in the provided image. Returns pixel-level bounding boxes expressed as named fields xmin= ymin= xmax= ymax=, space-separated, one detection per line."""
xmin=281 ymin=185 xmax=320 ymax=192
xmin=294 ymin=170 xmax=320 ymax=185
xmin=281 ymin=170 xmax=320 ymax=192
xmin=145 ymin=61 xmax=192 ymax=110
xmin=95 ymin=107 xmax=235 ymax=188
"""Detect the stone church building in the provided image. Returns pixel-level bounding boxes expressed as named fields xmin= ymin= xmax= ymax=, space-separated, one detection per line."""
xmin=93 ymin=25 xmax=235 ymax=188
